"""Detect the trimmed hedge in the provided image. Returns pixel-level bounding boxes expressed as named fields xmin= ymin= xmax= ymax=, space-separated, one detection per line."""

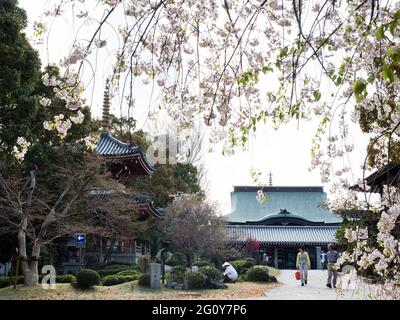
xmin=198 ymin=266 xmax=223 ymax=281
xmin=0 ymin=277 xmax=11 ymax=288
xmin=102 ymin=275 xmax=136 ymax=286
xmin=171 ymin=266 xmax=186 ymax=283
xmin=96 ymin=267 xmax=137 ymax=277
xmin=192 ymin=259 xmax=214 ymax=268
xmin=116 ymin=270 xmax=141 ymax=277
xmin=0 ymin=276 xmax=24 ymax=288
xmin=76 ymin=269 xmax=100 ymax=289
xmin=56 ymin=274 xmax=76 ymax=283
xmin=186 ymin=270 xmax=206 ymax=289
xmin=138 ymin=274 xmax=150 ymax=287
xmin=246 ymin=266 xmax=270 ymax=282
xmin=230 ymin=258 xmax=256 ymax=275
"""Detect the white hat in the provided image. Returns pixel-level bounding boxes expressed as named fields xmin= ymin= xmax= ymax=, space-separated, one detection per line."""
xmin=222 ymin=262 xmax=231 ymax=267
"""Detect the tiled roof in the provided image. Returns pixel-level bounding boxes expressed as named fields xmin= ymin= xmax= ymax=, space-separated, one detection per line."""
xmin=135 ymin=195 xmax=165 ymax=218
xmin=225 ymin=186 xmax=341 ymax=224
xmin=96 ymin=133 xmax=142 ymax=156
xmin=225 ymin=225 xmax=338 ymax=245
xmin=95 ymin=133 xmax=155 ymax=174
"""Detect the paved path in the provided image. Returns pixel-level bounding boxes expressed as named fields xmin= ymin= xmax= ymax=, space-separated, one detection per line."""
xmin=262 ymin=269 xmax=375 ymax=300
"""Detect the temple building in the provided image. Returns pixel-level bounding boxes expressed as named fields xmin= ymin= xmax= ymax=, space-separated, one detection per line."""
xmin=58 ymin=83 xmax=164 ymax=273
xmin=224 ymin=186 xmax=341 ymax=269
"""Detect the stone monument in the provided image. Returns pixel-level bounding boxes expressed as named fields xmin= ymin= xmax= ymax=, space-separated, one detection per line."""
xmin=150 ymin=263 xmax=161 ymax=289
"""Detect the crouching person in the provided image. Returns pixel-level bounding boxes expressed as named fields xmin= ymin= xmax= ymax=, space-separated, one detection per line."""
xmin=222 ymin=262 xmax=238 ymax=283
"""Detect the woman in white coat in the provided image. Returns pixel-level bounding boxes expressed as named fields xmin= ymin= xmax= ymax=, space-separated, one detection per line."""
xmin=222 ymin=262 xmax=238 ymax=283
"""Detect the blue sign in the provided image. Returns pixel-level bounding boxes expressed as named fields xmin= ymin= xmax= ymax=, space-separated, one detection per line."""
xmin=75 ymin=233 xmax=86 ymax=247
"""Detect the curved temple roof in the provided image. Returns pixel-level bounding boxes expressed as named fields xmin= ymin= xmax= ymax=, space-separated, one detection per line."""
xmin=95 ymin=133 xmax=155 ymax=175
xmin=225 ymin=186 xmax=341 ymax=224
xmin=225 ymin=225 xmax=338 ymax=245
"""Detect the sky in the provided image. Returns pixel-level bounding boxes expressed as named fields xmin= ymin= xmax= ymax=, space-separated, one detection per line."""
xmin=19 ymin=0 xmax=371 ymax=215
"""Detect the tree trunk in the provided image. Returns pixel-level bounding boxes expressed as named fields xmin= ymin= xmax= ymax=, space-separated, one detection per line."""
xmin=20 ymin=260 xmax=39 ymax=286
xmin=93 ymin=235 xmax=104 ymax=265
xmin=18 ymin=219 xmax=41 ymax=286
xmin=20 ymin=241 xmax=41 ymax=286
xmin=104 ymin=239 xmax=116 ymax=264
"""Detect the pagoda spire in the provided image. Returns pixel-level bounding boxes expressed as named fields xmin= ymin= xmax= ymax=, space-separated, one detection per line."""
xmin=269 ymin=170 xmax=273 ymax=186
xmin=101 ymin=79 xmax=111 ymax=132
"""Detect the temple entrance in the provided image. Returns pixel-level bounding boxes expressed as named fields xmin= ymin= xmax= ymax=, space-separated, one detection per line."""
xmin=277 ymin=247 xmax=298 ymax=269
xmin=272 ymin=246 xmax=318 ymax=269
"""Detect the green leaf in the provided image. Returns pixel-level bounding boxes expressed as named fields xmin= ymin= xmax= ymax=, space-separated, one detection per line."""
xmin=394 ymin=9 xmax=400 ymax=21
xmin=279 ymin=46 xmax=289 ymax=58
xmin=376 ymin=26 xmax=385 ymax=41
xmin=313 ymin=90 xmax=321 ymax=101
xmin=389 ymin=21 xmax=396 ymax=36
xmin=355 ymin=14 xmax=364 ymax=28
xmin=382 ymin=64 xmax=395 ymax=83
xmin=352 ymin=79 xmax=367 ymax=102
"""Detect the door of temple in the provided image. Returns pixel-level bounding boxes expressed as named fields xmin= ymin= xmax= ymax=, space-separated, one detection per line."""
xmin=277 ymin=247 xmax=299 ymax=269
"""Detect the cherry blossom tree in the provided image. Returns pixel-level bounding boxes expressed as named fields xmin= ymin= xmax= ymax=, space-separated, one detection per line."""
xmin=29 ymin=0 xmax=400 ymax=297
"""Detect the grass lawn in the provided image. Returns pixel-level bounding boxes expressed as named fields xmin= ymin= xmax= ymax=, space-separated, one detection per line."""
xmin=0 ymin=280 xmax=280 ymax=300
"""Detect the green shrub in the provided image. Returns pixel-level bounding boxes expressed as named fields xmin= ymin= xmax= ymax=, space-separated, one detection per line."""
xmin=138 ymin=274 xmax=150 ymax=287
xmin=246 ymin=266 xmax=270 ymax=282
xmin=0 ymin=277 xmax=10 ymax=288
xmin=245 ymin=257 xmax=257 ymax=264
xmin=116 ymin=270 xmax=141 ymax=278
xmin=171 ymin=266 xmax=186 ymax=283
xmin=198 ymin=266 xmax=223 ymax=281
xmin=186 ymin=270 xmax=206 ymax=290
xmin=192 ymin=259 xmax=214 ymax=268
xmin=0 ymin=276 xmax=24 ymax=287
xmin=168 ymin=252 xmax=187 ymax=266
xmin=56 ymin=274 xmax=76 ymax=283
xmin=76 ymin=269 xmax=100 ymax=289
xmin=95 ymin=265 xmax=138 ymax=277
xmin=231 ymin=258 xmax=256 ymax=275
xmin=102 ymin=275 xmax=135 ymax=286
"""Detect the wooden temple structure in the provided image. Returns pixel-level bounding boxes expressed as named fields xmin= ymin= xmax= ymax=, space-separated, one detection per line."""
xmin=58 ymin=83 xmax=164 ymax=273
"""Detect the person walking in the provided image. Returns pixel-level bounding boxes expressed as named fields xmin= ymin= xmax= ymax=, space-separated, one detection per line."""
xmin=296 ymin=247 xmax=310 ymax=286
xmin=326 ymin=243 xmax=339 ymax=288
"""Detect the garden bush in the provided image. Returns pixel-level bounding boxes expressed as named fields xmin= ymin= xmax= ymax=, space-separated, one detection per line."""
xmin=168 ymin=252 xmax=187 ymax=266
xmin=245 ymin=257 xmax=257 ymax=264
xmin=192 ymin=259 xmax=214 ymax=268
xmin=56 ymin=274 xmax=76 ymax=283
xmin=186 ymin=270 xmax=206 ymax=290
xmin=0 ymin=276 xmax=24 ymax=288
xmin=116 ymin=269 xmax=141 ymax=277
xmin=76 ymin=269 xmax=100 ymax=289
xmin=101 ymin=275 xmax=135 ymax=286
xmin=0 ymin=277 xmax=10 ymax=288
xmin=138 ymin=273 xmax=150 ymax=287
xmin=95 ymin=265 xmax=138 ymax=277
xmin=171 ymin=266 xmax=186 ymax=283
xmin=245 ymin=266 xmax=270 ymax=282
xmin=198 ymin=266 xmax=223 ymax=281
xmin=231 ymin=258 xmax=256 ymax=275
